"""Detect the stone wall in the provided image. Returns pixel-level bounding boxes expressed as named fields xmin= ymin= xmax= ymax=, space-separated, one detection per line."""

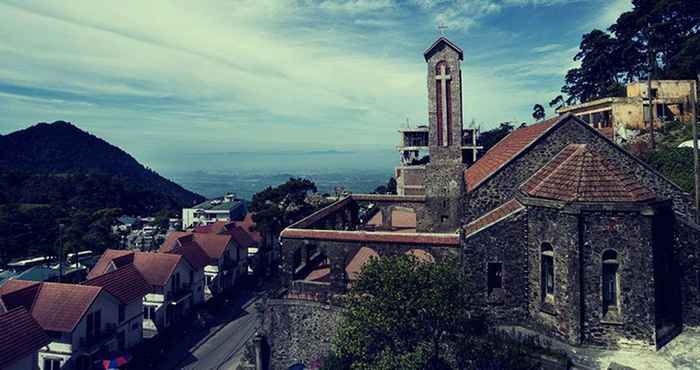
xmin=422 ymin=161 xmax=465 ymax=232
xmin=580 ymin=210 xmax=658 ymax=348
xmin=526 ymin=206 xmax=581 ymax=345
xmin=259 ymin=299 xmax=344 ymax=370
xmin=281 ymin=237 xmax=461 ymax=297
xmin=463 ymin=209 xmax=529 ymax=323
xmin=464 ymin=117 xmax=694 ymax=224
xmin=673 ymin=215 xmax=700 ymax=327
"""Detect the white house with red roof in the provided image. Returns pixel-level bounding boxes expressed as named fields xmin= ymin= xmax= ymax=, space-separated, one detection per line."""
xmin=0 ymin=280 xmax=122 ymax=370
xmin=88 ymin=250 xmax=202 ymax=337
xmin=160 ymin=226 xmax=248 ymax=297
xmin=83 ymin=264 xmax=151 ymax=351
xmin=0 ymin=306 xmax=50 ymax=370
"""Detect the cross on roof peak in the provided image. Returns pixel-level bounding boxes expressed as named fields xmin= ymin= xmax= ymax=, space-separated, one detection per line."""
xmin=437 ymin=22 xmax=447 ymax=36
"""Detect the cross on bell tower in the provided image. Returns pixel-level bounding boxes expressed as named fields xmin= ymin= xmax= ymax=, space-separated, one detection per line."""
xmin=423 ymin=36 xmax=464 ymax=163
xmin=417 ymin=36 xmax=466 ymax=233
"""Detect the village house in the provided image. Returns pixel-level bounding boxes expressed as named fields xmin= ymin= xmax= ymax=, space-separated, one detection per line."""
xmin=268 ymin=37 xmax=700 ymax=368
xmin=182 ymin=193 xmax=246 ymax=229
xmin=83 ymin=264 xmax=151 ymax=350
xmin=0 ymin=280 xmax=123 ymax=370
xmin=557 ymin=80 xmax=697 ymax=140
xmin=87 ymin=250 xmax=203 ymax=337
xmin=0 ymin=306 xmax=50 ymax=370
xmin=159 ymin=227 xmax=248 ymax=297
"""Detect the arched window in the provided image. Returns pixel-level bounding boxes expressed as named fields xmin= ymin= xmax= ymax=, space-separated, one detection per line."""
xmin=602 ymin=250 xmax=619 ymax=314
xmin=541 ymin=243 xmax=554 ymax=301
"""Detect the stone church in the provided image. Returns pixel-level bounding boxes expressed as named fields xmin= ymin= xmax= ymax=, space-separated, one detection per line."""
xmin=275 ymin=37 xmax=700 ymax=353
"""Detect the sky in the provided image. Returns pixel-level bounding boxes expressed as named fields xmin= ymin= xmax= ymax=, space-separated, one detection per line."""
xmin=0 ymin=0 xmax=633 ymax=173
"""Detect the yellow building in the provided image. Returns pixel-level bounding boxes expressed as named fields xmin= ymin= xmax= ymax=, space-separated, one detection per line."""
xmin=558 ymin=80 xmax=696 ymax=140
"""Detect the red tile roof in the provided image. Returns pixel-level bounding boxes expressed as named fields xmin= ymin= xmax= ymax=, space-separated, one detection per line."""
xmin=0 ymin=307 xmax=50 ymax=369
xmin=227 ymin=213 xmax=262 ymax=243
xmin=464 ymin=199 xmax=525 ymax=237
xmin=83 ymin=264 xmax=151 ymax=304
xmin=0 ymin=280 xmax=104 ymax=333
xmin=0 ymin=280 xmax=41 ymax=312
xmin=521 ymin=144 xmax=656 ymax=203
xmin=131 ymin=253 xmax=183 ymax=287
xmin=281 ymin=228 xmax=460 ymax=246
xmin=89 ymin=249 xmax=184 ymax=287
xmin=465 ymin=115 xmax=563 ymax=192
xmin=30 ymin=282 xmax=103 ymax=332
xmin=159 ymin=232 xmax=212 ymax=269
xmin=87 ymin=249 xmax=132 ymax=279
xmin=160 ymin=231 xmax=232 ymax=267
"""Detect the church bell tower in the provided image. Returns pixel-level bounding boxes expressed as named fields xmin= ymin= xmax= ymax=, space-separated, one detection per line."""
xmin=419 ymin=37 xmax=466 ymax=232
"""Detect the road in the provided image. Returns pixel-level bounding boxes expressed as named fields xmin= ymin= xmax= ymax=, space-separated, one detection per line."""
xmin=160 ymin=290 xmax=263 ymax=370
xmin=180 ymin=303 xmax=258 ymax=370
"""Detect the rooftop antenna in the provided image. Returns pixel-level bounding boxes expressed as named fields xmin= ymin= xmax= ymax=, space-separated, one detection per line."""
xmin=405 ymin=117 xmax=410 ymax=128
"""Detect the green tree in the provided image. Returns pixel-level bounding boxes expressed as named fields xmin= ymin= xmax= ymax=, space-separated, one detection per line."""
xmin=329 ymin=255 xmax=544 ymax=370
xmin=333 ymin=255 xmax=472 ymax=369
xmin=548 ymin=95 xmax=565 ymax=112
xmin=532 ymin=104 xmax=545 ymax=121
xmin=562 ymin=30 xmax=627 ymax=105
xmin=250 ymin=178 xmax=319 ymax=248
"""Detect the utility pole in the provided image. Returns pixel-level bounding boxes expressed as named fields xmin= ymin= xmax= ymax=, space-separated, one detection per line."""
xmin=58 ymin=223 xmax=64 ymax=283
xmin=647 ymin=48 xmax=655 ymax=150
xmin=692 ymin=76 xmax=699 ymax=224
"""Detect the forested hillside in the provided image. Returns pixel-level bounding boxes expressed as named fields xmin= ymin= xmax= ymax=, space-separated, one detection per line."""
xmin=0 ymin=121 xmax=204 ymax=264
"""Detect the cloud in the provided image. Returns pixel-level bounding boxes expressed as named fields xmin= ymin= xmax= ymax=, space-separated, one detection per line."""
xmin=532 ymin=43 xmax=562 ymax=53
xmin=318 ymin=0 xmax=394 ymax=14
xmin=0 ymin=0 xmax=619 ymax=172
xmin=584 ymin=0 xmax=632 ymax=31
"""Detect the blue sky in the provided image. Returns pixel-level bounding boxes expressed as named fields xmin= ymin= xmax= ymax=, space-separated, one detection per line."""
xmin=0 ymin=0 xmax=632 ymax=172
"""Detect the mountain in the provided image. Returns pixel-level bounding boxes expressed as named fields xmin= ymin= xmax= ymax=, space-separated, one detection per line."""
xmin=0 ymin=121 xmax=204 ymax=214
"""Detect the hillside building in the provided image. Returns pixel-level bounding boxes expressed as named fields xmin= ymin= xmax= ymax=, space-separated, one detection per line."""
xmin=268 ymin=37 xmax=700 ymax=368
xmin=182 ymin=193 xmax=246 ymax=229
xmin=557 ymin=80 xmax=697 ymax=140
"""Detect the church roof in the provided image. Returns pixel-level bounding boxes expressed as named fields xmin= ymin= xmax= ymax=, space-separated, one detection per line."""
xmin=520 ymin=144 xmax=656 ymax=203
xmin=464 ymin=199 xmax=525 ymax=238
xmin=424 ymin=37 xmax=464 ymax=61
xmin=465 ymin=115 xmax=565 ymax=192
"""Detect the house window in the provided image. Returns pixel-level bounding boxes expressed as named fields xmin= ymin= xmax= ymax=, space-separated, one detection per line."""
xmin=44 ymin=358 xmax=62 ymax=370
xmin=118 ymin=304 xmax=125 ymax=322
xmin=541 ymin=243 xmax=554 ymax=301
xmin=144 ymin=305 xmax=157 ymax=321
xmin=487 ymin=262 xmax=502 ymax=293
xmin=86 ymin=310 xmax=101 ymax=339
xmin=602 ymin=250 xmax=620 ymax=314
xmin=172 ymin=272 xmax=181 ymax=292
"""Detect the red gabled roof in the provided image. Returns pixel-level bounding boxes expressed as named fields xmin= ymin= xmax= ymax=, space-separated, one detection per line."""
xmin=89 ymin=249 xmax=184 ymax=287
xmin=30 ymin=282 xmax=103 ymax=333
xmin=132 ymin=253 xmax=183 ymax=287
xmin=465 ymin=115 xmax=563 ymax=192
xmin=160 ymin=231 xmax=231 ymax=267
xmin=0 ymin=280 xmax=41 ymax=312
xmin=87 ymin=249 xmax=132 ymax=279
xmin=0 ymin=280 xmax=105 ymax=333
xmin=83 ymin=264 xmax=151 ymax=304
xmin=0 ymin=307 xmax=50 ymax=369
xmin=521 ymin=144 xmax=656 ymax=203
xmin=464 ymin=199 xmax=525 ymax=237
xmin=230 ymin=213 xmax=262 ymax=243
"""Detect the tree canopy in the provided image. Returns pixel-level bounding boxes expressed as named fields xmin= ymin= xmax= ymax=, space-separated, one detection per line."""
xmin=328 ymin=255 xmax=545 ymax=370
xmin=559 ymin=0 xmax=700 ymax=105
xmin=532 ymin=104 xmax=545 ymax=121
xmin=249 ymin=178 xmax=320 ymax=244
